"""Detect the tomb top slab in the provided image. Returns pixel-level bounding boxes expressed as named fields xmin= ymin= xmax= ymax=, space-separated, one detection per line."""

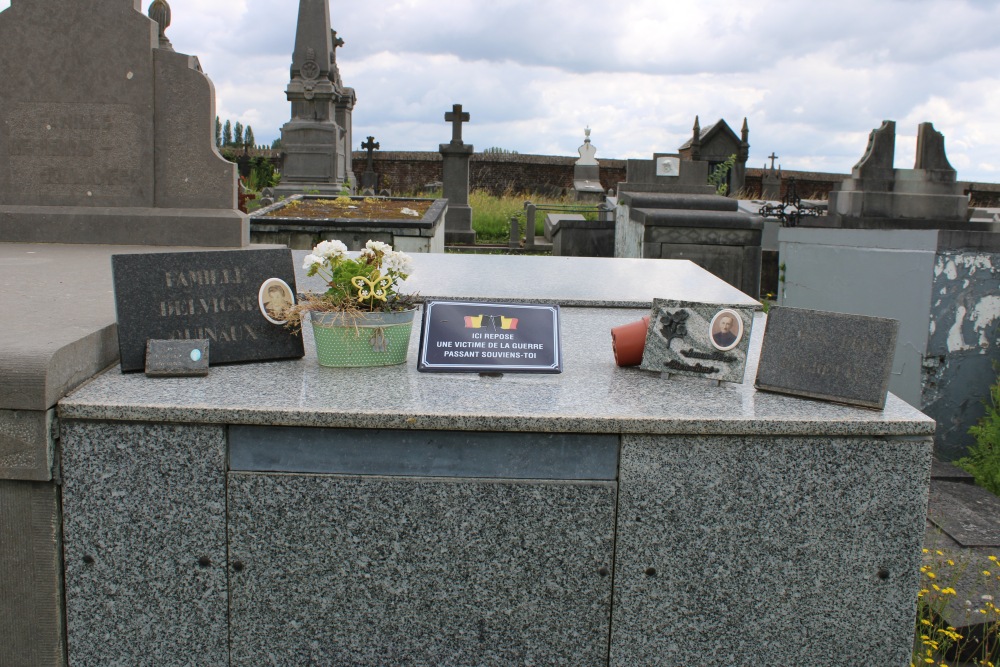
xmin=58 ymin=308 xmax=933 ymax=436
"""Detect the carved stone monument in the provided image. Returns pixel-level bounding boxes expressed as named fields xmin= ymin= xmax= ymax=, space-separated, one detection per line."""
xmin=573 ymin=127 xmax=603 ymax=202
xmin=827 ymin=121 xmax=969 ymax=227
xmin=761 ymin=153 xmax=781 ymax=200
xmin=439 ymin=104 xmax=475 ymax=244
xmin=678 ymin=116 xmax=750 ymax=195
xmin=0 ymin=0 xmax=247 ymax=246
xmin=274 ymin=0 xmax=356 ymax=196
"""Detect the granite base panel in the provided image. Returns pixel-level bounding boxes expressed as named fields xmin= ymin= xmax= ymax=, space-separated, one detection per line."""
xmin=55 ymin=417 xmax=934 ymax=666
xmin=60 ymin=421 xmax=229 ymax=667
xmin=228 ymin=473 xmax=616 ymax=666
xmin=0 ymin=206 xmax=249 ymax=247
xmin=610 ymin=434 xmax=933 ymax=666
xmin=0 ymin=480 xmax=65 ymax=667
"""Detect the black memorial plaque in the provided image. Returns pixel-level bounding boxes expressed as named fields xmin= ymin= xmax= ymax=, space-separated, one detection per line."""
xmin=418 ymin=301 xmax=562 ymax=373
xmin=112 ymin=249 xmax=304 ymax=372
xmin=755 ymin=306 xmax=898 ymax=409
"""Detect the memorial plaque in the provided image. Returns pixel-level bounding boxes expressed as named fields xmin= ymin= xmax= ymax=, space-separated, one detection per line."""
xmin=112 ymin=249 xmax=304 ymax=372
xmin=639 ymin=299 xmax=755 ymax=384
xmin=145 ymin=339 xmax=210 ymax=378
xmin=418 ymin=301 xmax=562 ymax=373
xmin=755 ymin=306 xmax=898 ymax=409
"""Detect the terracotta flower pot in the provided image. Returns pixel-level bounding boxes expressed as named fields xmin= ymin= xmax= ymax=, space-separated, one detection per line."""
xmin=611 ymin=316 xmax=650 ymax=367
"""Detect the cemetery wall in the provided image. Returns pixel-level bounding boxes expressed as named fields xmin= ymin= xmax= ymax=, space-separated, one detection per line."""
xmin=348 ymin=151 xmax=627 ymax=196
xmin=247 ymin=151 xmax=1000 ymax=204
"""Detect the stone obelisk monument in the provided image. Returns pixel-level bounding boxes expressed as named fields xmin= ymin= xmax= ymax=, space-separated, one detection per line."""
xmin=275 ymin=0 xmax=356 ymax=196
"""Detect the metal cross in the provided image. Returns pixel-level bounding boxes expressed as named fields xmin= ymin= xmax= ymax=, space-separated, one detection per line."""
xmin=444 ymin=104 xmax=470 ymax=144
xmin=361 ymin=136 xmax=380 ymax=171
xmin=768 ymin=152 xmax=779 ymax=170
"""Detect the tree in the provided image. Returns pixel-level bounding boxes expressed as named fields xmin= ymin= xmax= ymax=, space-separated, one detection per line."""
xmin=215 ymin=116 xmax=222 ymax=148
xmin=233 ymin=121 xmax=243 ymax=148
xmin=244 ymin=126 xmax=254 ymax=149
xmin=223 ymin=120 xmax=232 ymax=147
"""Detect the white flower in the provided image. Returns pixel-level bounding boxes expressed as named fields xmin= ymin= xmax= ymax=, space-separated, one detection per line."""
xmin=384 ymin=250 xmax=413 ymax=275
xmin=313 ymin=239 xmax=348 ymax=259
xmin=365 ymin=240 xmax=392 ymax=255
xmin=302 ymin=253 xmax=323 ymax=269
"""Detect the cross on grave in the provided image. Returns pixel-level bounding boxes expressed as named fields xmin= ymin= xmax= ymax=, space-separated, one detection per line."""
xmin=445 ymin=104 xmax=470 ymax=144
xmin=361 ymin=136 xmax=380 ymax=172
xmin=768 ymin=152 xmax=779 ymax=170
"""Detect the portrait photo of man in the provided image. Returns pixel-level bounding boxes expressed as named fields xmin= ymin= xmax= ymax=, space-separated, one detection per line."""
xmin=259 ymin=278 xmax=294 ymax=324
xmin=710 ymin=310 xmax=742 ymax=351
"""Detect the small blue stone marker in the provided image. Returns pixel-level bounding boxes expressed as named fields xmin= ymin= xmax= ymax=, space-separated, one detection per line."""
xmin=190 ymin=349 xmax=202 ymax=362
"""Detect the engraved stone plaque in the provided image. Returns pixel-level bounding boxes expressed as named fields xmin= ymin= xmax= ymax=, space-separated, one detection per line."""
xmin=639 ymin=299 xmax=755 ymax=383
xmin=112 ymin=249 xmax=304 ymax=372
xmin=145 ymin=339 xmax=210 ymax=377
xmin=755 ymin=306 xmax=899 ymax=409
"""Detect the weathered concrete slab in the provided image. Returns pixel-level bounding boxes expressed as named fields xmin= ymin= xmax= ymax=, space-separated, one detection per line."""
xmin=928 ymin=480 xmax=1000 ymax=547
xmin=0 ymin=480 xmax=65 ymax=667
xmin=0 ymin=409 xmax=53 ymax=481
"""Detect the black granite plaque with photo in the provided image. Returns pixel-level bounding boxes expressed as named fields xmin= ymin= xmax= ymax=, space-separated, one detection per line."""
xmin=417 ymin=301 xmax=562 ymax=373
xmin=112 ymin=249 xmax=304 ymax=372
xmin=754 ymin=306 xmax=898 ymax=409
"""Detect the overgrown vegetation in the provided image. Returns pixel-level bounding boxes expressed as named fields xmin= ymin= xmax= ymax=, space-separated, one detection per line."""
xmin=914 ymin=546 xmax=1000 ymax=666
xmin=708 ymin=153 xmax=737 ymax=195
xmin=957 ymin=370 xmax=1000 ymax=496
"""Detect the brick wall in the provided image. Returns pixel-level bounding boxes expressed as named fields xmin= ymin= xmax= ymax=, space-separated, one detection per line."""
xmin=265 ymin=151 xmax=1000 ymax=205
xmin=350 ymin=151 xmax=627 ymax=196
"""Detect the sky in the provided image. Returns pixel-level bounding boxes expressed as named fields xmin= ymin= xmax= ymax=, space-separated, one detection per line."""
xmin=3 ymin=0 xmax=1000 ymax=182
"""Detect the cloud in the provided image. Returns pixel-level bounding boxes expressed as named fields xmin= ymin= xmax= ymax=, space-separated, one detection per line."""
xmin=1 ymin=0 xmax=999 ymax=181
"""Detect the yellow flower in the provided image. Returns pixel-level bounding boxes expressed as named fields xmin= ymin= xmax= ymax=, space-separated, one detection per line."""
xmin=983 ymin=570 xmax=992 ymax=576
xmin=989 ymin=555 xmax=997 ymax=562
xmin=927 ymin=572 xmax=937 ymax=579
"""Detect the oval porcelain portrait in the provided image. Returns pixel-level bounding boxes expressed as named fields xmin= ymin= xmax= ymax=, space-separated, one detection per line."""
xmin=709 ymin=309 xmax=743 ymax=351
xmin=258 ymin=278 xmax=295 ymax=325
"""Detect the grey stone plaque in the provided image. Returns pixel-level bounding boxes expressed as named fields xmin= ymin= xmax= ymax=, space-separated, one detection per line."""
xmin=145 ymin=339 xmax=209 ymax=377
xmin=639 ymin=299 xmax=755 ymax=383
xmin=112 ymin=249 xmax=304 ymax=372
xmin=755 ymin=306 xmax=899 ymax=409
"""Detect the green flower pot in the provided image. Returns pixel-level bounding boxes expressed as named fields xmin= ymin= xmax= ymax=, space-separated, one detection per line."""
xmin=310 ymin=308 xmax=416 ymax=367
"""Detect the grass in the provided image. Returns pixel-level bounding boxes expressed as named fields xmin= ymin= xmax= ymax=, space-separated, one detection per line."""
xmin=399 ymin=187 xmax=603 ymax=245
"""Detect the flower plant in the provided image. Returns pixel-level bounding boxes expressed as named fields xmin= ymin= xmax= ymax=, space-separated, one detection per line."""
xmin=286 ymin=239 xmax=415 ymax=325
xmin=914 ymin=547 xmax=1000 ymax=667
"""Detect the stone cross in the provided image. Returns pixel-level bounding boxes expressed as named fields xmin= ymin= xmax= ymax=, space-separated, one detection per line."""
xmin=768 ymin=152 xmax=779 ymax=170
xmin=362 ymin=136 xmax=380 ymax=172
xmin=445 ymin=104 xmax=470 ymax=144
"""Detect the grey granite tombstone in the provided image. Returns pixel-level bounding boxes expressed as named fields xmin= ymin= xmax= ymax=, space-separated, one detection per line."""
xmin=755 ymin=306 xmax=899 ymax=409
xmin=440 ymin=104 xmax=476 ymax=244
xmin=0 ymin=0 xmax=247 ymax=247
xmin=639 ymin=299 xmax=755 ymax=383
xmin=274 ymin=0 xmax=356 ymax=196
